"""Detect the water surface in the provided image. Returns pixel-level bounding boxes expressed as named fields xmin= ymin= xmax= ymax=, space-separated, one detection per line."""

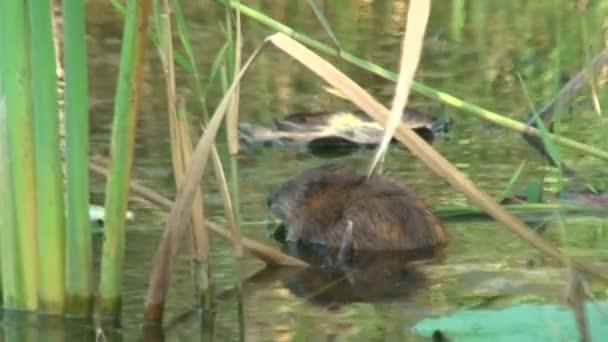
xmin=13 ymin=1 xmax=608 ymax=341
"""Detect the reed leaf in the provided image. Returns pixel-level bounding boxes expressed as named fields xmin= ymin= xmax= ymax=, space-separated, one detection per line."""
xmin=210 ymin=148 xmax=242 ymax=256
xmin=0 ymin=0 xmax=39 ymax=310
xmin=201 ymin=42 xmax=229 ymax=113
xmin=161 ymin=0 xmax=214 ymax=298
xmin=306 ymin=0 xmax=341 ymax=50
xmin=29 ymin=0 xmax=66 ymax=314
xmin=171 ymin=0 xmax=205 ymax=97
xmin=154 ymin=0 xmax=211 ymax=310
xmin=267 ymin=32 xmax=607 ymax=282
xmin=499 ymin=160 xmax=527 ymax=201
xmin=99 ymin=0 xmax=152 ymax=319
xmin=0 ymin=92 xmax=16 ymax=305
xmin=177 ymin=105 xmax=211 ymax=307
xmin=63 ymin=0 xmax=93 ymax=317
xmin=226 ymin=0 xmax=242 ymax=155
xmin=518 ymin=73 xmax=563 ymax=168
xmin=369 ymin=0 xmax=430 ymax=174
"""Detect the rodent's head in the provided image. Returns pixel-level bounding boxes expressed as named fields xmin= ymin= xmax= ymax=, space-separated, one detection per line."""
xmin=267 ymin=178 xmax=301 ymax=222
xmin=267 ymin=163 xmax=363 ymax=222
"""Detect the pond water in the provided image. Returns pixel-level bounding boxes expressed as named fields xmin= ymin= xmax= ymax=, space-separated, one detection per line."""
xmin=5 ymin=0 xmax=608 ymax=341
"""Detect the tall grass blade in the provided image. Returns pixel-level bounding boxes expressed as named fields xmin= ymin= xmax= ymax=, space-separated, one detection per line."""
xmin=450 ymin=0 xmax=465 ymax=43
xmin=577 ymin=2 xmax=602 ymax=116
xmin=267 ymin=32 xmax=607 ymax=282
xmin=210 ymin=148 xmax=242 ymax=256
xmin=499 ymin=161 xmax=527 ymax=200
xmin=172 ymin=0 xmax=227 ymax=118
xmin=0 ymin=93 xmax=16 ymax=305
xmin=29 ymin=0 xmax=66 ymax=314
xmin=369 ymin=0 xmax=430 ymax=174
xmin=0 ymin=0 xmax=39 ymax=310
xmin=201 ymin=43 xmax=229 ymax=112
xmin=226 ymin=0 xmax=242 ymax=155
xmin=306 ymin=0 xmax=341 ymax=50
xmin=99 ymin=0 xmax=152 ymax=320
xmin=518 ymin=73 xmax=562 ymax=169
xmin=63 ymin=0 xmax=93 ymax=317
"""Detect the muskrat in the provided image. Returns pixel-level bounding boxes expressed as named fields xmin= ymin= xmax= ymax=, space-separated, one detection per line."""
xmin=267 ymin=163 xmax=448 ymax=255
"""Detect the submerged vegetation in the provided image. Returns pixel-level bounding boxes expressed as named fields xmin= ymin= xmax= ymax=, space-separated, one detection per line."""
xmin=0 ymin=0 xmax=607 ymax=340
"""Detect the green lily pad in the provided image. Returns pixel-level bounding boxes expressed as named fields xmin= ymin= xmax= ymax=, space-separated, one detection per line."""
xmin=412 ymin=301 xmax=608 ymax=341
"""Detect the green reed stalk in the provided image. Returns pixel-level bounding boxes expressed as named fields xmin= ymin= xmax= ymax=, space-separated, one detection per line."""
xmin=472 ymin=1 xmax=489 ymax=95
xmin=435 ymin=203 xmax=608 ymax=220
xmin=450 ymin=0 xmax=465 ymax=43
xmin=99 ymin=0 xmax=151 ymax=320
xmin=577 ymin=2 xmax=602 ymax=115
xmin=218 ymin=0 xmax=608 ymax=162
xmin=63 ymin=0 xmax=93 ymax=317
xmin=218 ymin=66 xmax=243 ymax=257
xmin=171 ymin=0 xmax=207 ymax=116
xmin=29 ymin=0 xmax=66 ymax=314
xmin=226 ymin=0 xmax=242 ymax=155
xmin=0 ymin=88 xmax=15 ymax=306
xmin=0 ymin=0 xmax=39 ymax=310
xmin=177 ymin=107 xmax=212 ymax=309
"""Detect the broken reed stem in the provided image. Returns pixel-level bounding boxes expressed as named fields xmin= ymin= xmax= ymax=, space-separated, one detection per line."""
xmin=153 ymin=0 xmax=211 ymax=315
xmin=209 ymin=147 xmax=243 ymax=257
xmin=142 ymin=44 xmax=267 ymax=324
xmin=370 ymin=0 xmax=430 ymax=174
xmin=175 ymin=102 xmax=212 ymax=307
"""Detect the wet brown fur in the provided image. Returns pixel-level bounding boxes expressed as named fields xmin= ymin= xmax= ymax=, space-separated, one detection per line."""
xmin=268 ymin=163 xmax=448 ymax=251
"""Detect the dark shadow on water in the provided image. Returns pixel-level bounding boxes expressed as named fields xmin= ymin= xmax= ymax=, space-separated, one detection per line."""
xmin=273 ymin=243 xmax=446 ymax=306
xmin=154 ymin=246 xmax=446 ymax=340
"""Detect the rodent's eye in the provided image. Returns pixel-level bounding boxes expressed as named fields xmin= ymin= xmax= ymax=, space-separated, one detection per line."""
xmin=281 ymin=180 xmax=296 ymax=193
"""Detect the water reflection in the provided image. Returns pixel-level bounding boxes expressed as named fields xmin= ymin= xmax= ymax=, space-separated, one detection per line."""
xmin=274 ymin=245 xmax=445 ymax=306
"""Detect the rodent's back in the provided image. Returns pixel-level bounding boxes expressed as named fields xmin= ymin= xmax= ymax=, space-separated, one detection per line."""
xmin=268 ymin=163 xmax=448 ymax=251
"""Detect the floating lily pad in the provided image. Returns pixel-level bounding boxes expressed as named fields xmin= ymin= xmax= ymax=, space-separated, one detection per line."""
xmin=412 ymin=301 xmax=608 ymax=341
